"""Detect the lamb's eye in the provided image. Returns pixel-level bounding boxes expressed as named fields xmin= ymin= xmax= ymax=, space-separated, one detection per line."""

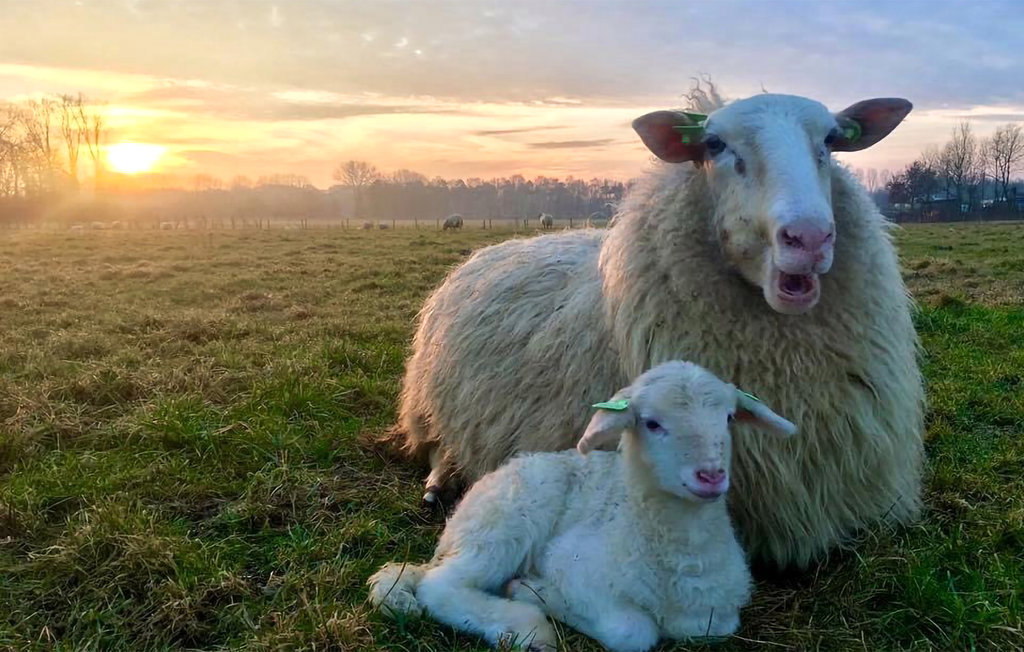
xmin=644 ymin=419 xmax=662 ymax=432
xmin=704 ymin=135 xmax=726 ymax=156
xmin=824 ymin=129 xmax=839 ymax=147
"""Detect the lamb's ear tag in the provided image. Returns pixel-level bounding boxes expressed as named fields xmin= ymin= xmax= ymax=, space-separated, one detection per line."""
xmin=738 ymin=390 xmax=761 ymax=403
xmin=671 ymin=111 xmax=708 ymax=145
xmin=592 ymin=399 xmax=630 ymax=411
xmin=840 ymin=119 xmax=862 ymax=144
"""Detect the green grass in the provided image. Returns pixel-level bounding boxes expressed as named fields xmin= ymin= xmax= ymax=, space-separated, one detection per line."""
xmin=0 ymin=222 xmax=1022 ymax=650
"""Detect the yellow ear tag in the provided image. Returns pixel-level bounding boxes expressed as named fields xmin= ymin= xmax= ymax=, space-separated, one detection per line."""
xmin=592 ymin=399 xmax=630 ymax=411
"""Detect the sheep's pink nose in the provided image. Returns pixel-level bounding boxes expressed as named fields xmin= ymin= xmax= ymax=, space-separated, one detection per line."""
xmin=776 ymin=219 xmax=834 ymax=254
xmin=695 ymin=468 xmax=727 ymax=487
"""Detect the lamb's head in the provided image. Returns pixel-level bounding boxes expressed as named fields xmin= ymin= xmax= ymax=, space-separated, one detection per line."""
xmin=579 ymin=361 xmax=796 ymax=502
xmin=633 ymin=94 xmax=912 ymax=315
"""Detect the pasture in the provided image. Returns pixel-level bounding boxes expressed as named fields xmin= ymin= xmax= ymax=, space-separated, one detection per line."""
xmin=0 ymin=222 xmax=1022 ymax=650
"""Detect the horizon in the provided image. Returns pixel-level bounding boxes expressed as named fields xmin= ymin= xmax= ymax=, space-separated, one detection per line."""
xmin=2 ymin=1 xmax=1023 ymax=188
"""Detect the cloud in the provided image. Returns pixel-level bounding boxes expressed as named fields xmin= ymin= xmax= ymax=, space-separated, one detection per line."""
xmin=529 ymin=139 xmax=616 ymax=150
xmin=474 ymin=126 xmax=567 ymax=136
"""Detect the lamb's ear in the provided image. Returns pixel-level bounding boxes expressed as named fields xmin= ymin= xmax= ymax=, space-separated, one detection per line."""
xmin=831 ymin=98 xmax=912 ymax=152
xmin=632 ymin=110 xmax=705 ymax=163
xmin=578 ymin=391 xmax=634 ymax=454
xmin=734 ymin=389 xmax=797 ymax=437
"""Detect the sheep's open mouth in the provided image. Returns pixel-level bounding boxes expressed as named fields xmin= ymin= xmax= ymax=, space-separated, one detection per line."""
xmin=771 ymin=269 xmax=820 ymax=311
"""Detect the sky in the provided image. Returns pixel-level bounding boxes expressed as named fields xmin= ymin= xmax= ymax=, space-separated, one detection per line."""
xmin=2 ymin=0 xmax=1023 ymax=187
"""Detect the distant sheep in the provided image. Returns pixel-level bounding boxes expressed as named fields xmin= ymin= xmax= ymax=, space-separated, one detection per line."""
xmin=159 ymin=221 xmax=174 ymax=230
xmin=389 ymin=90 xmax=923 ymax=569
xmin=110 ymin=220 xmax=124 ymax=230
xmin=585 ymin=211 xmax=608 ymax=228
xmin=361 ymin=221 xmax=374 ymax=230
xmin=371 ymin=361 xmax=796 ymax=651
xmin=443 ymin=214 xmax=464 ymax=230
xmin=537 ymin=213 xmax=553 ymax=229
xmin=378 ymin=222 xmax=390 ymax=230
xmin=69 ymin=225 xmax=84 ymax=234
xmin=90 ymin=221 xmax=107 ymax=230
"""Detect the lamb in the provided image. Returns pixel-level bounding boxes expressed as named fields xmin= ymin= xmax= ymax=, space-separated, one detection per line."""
xmin=388 ymin=88 xmax=924 ymax=569
xmin=538 ymin=212 xmax=554 ymax=229
xmin=443 ymin=213 xmax=464 ymax=230
xmin=361 ymin=221 xmax=374 ymax=230
xmin=377 ymin=222 xmax=390 ymax=230
xmin=370 ymin=361 xmax=796 ymax=651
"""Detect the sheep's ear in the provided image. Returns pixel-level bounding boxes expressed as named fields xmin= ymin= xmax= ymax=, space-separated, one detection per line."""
xmin=734 ymin=389 xmax=796 ymax=437
xmin=632 ymin=110 xmax=705 ymax=163
xmin=578 ymin=391 xmax=634 ymax=454
xmin=831 ymin=98 xmax=912 ymax=152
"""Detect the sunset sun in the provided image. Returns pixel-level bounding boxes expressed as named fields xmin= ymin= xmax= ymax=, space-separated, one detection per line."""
xmin=105 ymin=142 xmax=165 ymax=174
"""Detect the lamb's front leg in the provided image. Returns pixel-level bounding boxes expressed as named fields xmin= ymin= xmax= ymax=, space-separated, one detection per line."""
xmin=507 ymin=579 xmax=658 ymax=652
xmin=663 ymin=605 xmax=740 ymax=640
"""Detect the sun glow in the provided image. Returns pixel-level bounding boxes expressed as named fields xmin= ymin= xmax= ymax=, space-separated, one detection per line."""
xmin=106 ymin=143 xmax=166 ymax=174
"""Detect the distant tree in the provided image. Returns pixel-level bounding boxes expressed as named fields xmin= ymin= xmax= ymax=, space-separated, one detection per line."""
xmin=75 ymin=98 xmax=106 ymax=191
xmin=332 ymin=160 xmax=379 ymax=217
xmin=984 ymin=124 xmax=1024 ymax=202
xmin=56 ymin=93 xmax=84 ymax=189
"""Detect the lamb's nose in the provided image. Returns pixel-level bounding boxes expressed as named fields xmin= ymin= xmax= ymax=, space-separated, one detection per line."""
xmin=695 ymin=468 xmax=727 ymax=487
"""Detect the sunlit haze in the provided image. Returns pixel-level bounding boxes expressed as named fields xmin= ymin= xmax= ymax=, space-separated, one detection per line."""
xmin=2 ymin=0 xmax=1022 ymax=187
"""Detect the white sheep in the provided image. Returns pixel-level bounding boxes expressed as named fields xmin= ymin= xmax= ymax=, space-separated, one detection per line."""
xmin=537 ymin=212 xmax=554 ymax=229
xmin=110 ymin=220 xmax=124 ymax=230
xmin=371 ymin=361 xmax=795 ymax=651
xmin=89 ymin=221 xmax=107 ymax=230
xmin=159 ymin=221 xmax=174 ymax=230
xmin=443 ymin=213 xmax=464 ymax=230
xmin=68 ymin=224 xmax=84 ymax=234
xmin=388 ymin=87 xmax=924 ymax=569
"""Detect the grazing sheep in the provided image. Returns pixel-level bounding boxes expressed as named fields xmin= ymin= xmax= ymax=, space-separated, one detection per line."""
xmin=586 ymin=211 xmax=608 ymax=228
xmin=159 ymin=221 xmax=174 ymax=230
xmin=361 ymin=221 xmax=374 ymax=230
xmin=443 ymin=213 xmax=464 ymax=230
xmin=68 ymin=224 xmax=84 ymax=234
xmin=378 ymin=222 xmax=390 ymax=230
xmin=89 ymin=221 xmax=107 ymax=230
xmin=537 ymin=212 xmax=554 ymax=229
xmin=371 ymin=361 xmax=796 ymax=651
xmin=109 ymin=220 xmax=124 ymax=230
xmin=389 ymin=89 xmax=923 ymax=569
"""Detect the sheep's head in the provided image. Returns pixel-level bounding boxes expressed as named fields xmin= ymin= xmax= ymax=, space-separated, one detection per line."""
xmin=633 ymin=94 xmax=912 ymax=315
xmin=579 ymin=361 xmax=795 ymax=502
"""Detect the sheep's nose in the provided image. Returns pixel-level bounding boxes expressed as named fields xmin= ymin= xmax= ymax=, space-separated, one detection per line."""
xmin=695 ymin=468 xmax=727 ymax=487
xmin=774 ymin=217 xmax=835 ymax=274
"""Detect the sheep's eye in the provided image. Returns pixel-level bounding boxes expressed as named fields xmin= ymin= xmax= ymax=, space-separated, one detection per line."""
xmin=704 ymin=135 xmax=726 ymax=157
xmin=824 ymin=129 xmax=839 ymax=147
xmin=644 ymin=419 xmax=663 ymax=432
xmin=727 ymin=413 xmax=735 ymax=424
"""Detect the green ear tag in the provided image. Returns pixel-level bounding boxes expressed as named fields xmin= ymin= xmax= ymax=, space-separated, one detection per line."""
xmin=671 ymin=112 xmax=708 ymax=145
xmin=841 ymin=120 xmax=862 ymax=143
xmin=592 ymin=399 xmax=630 ymax=411
xmin=738 ymin=390 xmax=761 ymax=403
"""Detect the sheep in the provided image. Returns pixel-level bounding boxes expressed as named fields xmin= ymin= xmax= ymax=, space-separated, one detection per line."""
xmin=586 ymin=211 xmax=608 ymax=228
xmin=361 ymin=221 xmax=374 ymax=230
xmin=443 ymin=213 xmax=464 ymax=230
xmin=387 ymin=89 xmax=924 ymax=569
xmin=378 ymin=222 xmax=390 ymax=230
xmin=159 ymin=221 xmax=174 ymax=230
xmin=109 ymin=220 xmax=123 ymax=230
xmin=371 ymin=361 xmax=796 ymax=651
xmin=537 ymin=212 xmax=554 ymax=229
xmin=89 ymin=221 xmax=107 ymax=230
xmin=68 ymin=224 xmax=84 ymax=234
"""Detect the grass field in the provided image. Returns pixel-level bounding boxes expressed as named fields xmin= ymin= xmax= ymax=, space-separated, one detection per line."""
xmin=1 ymin=222 xmax=1022 ymax=650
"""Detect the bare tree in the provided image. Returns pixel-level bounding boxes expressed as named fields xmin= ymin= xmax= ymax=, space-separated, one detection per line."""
xmin=332 ymin=160 xmax=379 ymax=217
xmin=75 ymin=99 xmax=105 ymax=191
xmin=984 ymin=124 xmax=1024 ymax=203
xmin=940 ymin=122 xmax=980 ymax=210
xmin=57 ymin=93 xmax=84 ymax=188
